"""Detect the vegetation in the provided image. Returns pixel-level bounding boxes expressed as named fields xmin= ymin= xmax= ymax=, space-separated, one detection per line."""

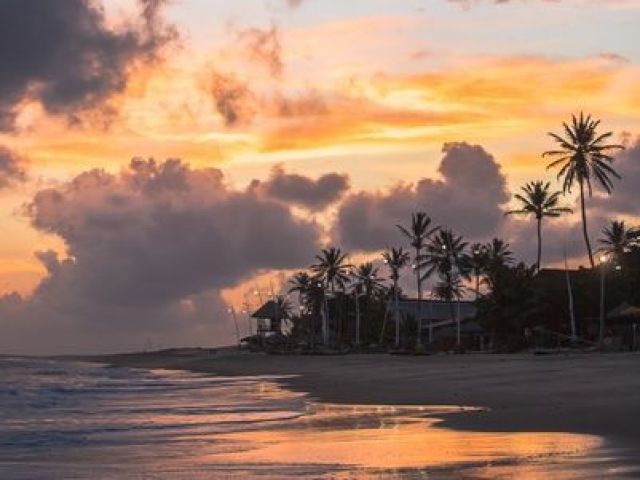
xmin=242 ymin=113 xmax=638 ymax=354
xmin=543 ymin=112 xmax=624 ymax=268
xmin=506 ymin=181 xmax=572 ymax=270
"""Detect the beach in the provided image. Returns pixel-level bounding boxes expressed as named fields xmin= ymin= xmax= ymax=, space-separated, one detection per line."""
xmin=89 ymin=350 xmax=640 ymax=446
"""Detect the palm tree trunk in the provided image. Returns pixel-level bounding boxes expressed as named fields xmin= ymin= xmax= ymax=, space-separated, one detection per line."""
xmin=536 ymin=216 xmax=542 ymax=271
xmin=579 ymin=180 xmax=595 ymax=268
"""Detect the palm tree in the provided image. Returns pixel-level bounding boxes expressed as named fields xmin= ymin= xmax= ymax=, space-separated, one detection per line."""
xmin=598 ymin=220 xmax=640 ymax=263
xmin=310 ymin=247 xmax=351 ymax=293
xmin=420 ymin=229 xmax=468 ymax=345
xmin=382 ymin=247 xmax=411 ymax=347
xmin=288 ymin=271 xmax=313 ymax=311
xmin=351 ymin=262 xmax=385 ymax=346
xmin=543 ymin=112 xmax=624 ymax=268
xmin=506 ymin=181 xmax=572 ymax=270
xmin=397 ymin=212 xmax=439 ymax=344
xmin=310 ymin=247 xmax=352 ymax=344
xmin=464 ymin=243 xmax=488 ymax=299
xmin=288 ymin=271 xmax=315 ymax=345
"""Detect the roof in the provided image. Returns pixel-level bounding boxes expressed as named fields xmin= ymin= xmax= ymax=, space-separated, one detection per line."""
xmin=251 ymin=300 xmax=287 ymax=319
xmin=435 ymin=321 xmax=486 ymax=337
xmin=608 ymin=302 xmax=640 ymax=320
xmin=397 ymin=299 xmax=477 ymax=322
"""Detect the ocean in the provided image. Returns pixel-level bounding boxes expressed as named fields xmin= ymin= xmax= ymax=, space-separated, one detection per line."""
xmin=0 ymin=356 xmax=638 ymax=479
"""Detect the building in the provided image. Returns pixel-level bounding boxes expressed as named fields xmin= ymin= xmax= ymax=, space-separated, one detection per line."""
xmin=397 ymin=299 xmax=484 ymax=349
xmin=251 ymin=300 xmax=286 ymax=336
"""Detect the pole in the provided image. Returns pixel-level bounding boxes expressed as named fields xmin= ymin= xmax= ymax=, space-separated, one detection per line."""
xmin=354 ymin=289 xmax=361 ymax=347
xmin=564 ymin=246 xmax=577 ymax=342
xmin=229 ymin=306 xmax=241 ymax=349
xmin=599 ymin=260 xmax=606 ymax=350
xmin=394 ymin=281 xmax=400 ymax=348
xmin=456 ymin=296 xmax=461 ymax=348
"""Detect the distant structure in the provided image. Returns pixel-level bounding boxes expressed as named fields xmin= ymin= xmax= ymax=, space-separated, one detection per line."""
xmin=397 ymin=299 xmax=483 ymax=349
xmin=251 ymin=300 xmax=285 ymax=336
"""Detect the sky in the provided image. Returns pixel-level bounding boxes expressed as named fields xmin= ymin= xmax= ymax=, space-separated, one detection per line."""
xmin=1 ymin=0 xmax=640 ymax=353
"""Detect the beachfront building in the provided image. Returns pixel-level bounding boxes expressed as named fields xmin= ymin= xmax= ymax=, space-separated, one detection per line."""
xmin=250 ymin=300 xmax=286 ymax=336
xmin=397 ymin=299 xmax=484 ymax=350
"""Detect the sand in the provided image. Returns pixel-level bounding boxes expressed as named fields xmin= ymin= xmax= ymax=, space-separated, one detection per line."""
xmin=84 ymin=350 xmax=640 ymax=446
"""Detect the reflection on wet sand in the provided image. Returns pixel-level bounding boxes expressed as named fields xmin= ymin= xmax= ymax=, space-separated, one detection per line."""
xmin=203 ymin=403 xmax=605 ymax=478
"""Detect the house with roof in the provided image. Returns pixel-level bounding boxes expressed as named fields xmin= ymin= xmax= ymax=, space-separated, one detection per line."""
xmin=397 ymin=299 xmax=485 ymax=349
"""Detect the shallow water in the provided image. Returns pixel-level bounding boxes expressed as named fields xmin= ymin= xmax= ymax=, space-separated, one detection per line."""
xmin=0 ymin=357 xmax=638 ymax=479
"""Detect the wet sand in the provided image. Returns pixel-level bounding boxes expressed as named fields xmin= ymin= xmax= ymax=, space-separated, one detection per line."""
xmin=85 ymin=350 xmax=640 ymax=446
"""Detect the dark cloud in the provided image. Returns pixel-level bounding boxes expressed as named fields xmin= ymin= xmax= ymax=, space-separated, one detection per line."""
xmin=0 ymin=0 xmax=176 ymax=130
xmin=0 ymin=146 xmax=26 ymax=188
xmin=250 ymin=165 xmax=349 ymax=210
xmin=334 ymin=142 xmax=510 ymax=251
xmin=589 ymin=139 xmax=640 ymax=218
xmin=236 ymin=25 xmax=283 ymax=78
xmin=1 ymin=158 xmax=321 ymax=353
xmin=208 ymin=71 xmax=255 ymax=127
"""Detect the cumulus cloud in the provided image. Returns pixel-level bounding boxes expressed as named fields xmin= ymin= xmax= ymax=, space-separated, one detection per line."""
xmin=1 ymin=158 xmax=321 ymax=353
xmin=250 ymin=165 xmax=349 ymax=210
xmin=0 ymin=146 xmax=26 ymax=188
xmin=0 ymin=0 xmax=176 ymax=130
xmin=589 ymin=139 xmax=640 ymax=218
xmin=334 ymin=142 xmax=510 ymax=251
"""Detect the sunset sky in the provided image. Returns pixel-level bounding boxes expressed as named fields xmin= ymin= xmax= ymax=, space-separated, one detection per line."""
xmin=1 ymin=0 xmax=640 ymax=353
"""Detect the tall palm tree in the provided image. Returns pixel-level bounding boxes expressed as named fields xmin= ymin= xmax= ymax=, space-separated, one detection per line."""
xmin=543 ymin=112 xmax=624 ymax=268
xmin=420 ymin=229 xmax=469 ymax=344
xmin=464 ymin=243 xmax=488 ymax=299
xmin=382 ymin=247 xmax=411 ymax=347
xmin=310 ymin=247 xmax=352 ymax=293
xmin=288 ymin=271 xmax=313 ymax=311
xmin=310 ymin=247 xmax=352 ymax=344
xmin=506 ymin=181 xmax=572 ymax=270
xmin=351 ymin=262 xmax=385 ymax=346
xmin=598 ymin=220 xmax=640 ymax=263
xmin=481 ymin=238 xmax=515 ymax=293
xmin=397 ymin=212 xmax=439 ymax=344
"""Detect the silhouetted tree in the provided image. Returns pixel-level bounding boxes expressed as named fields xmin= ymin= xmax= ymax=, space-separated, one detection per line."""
xmin=506 ymin=180 xmax=572 ymax=270
xmin=397 ymin=212 xmax=439 ymax=344
xmin=382 ymin=247 xmax=411 ymax=347
xmin=544 ymin=113 xmax=624 ymax=268
xmin=598 ymin=220 xmax=640 ymax=263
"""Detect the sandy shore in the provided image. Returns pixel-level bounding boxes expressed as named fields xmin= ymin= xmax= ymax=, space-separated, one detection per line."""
xmin=84 ymin=350 xmax=640 ymax=446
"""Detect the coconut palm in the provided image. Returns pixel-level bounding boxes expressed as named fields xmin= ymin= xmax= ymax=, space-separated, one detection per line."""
xmin=310 ymin=247 xmax=352 ymax=344
xmin=288 ymin=271 xmax=313 ymax=311
xmin=382 ymin=247 xmax=411 ymax=347
xmin=506 ymin=181 xmax=572 ymax=270
xmin=598 ymin=220 xmax=640 ymax=263
xmin=543 ymin=112 xmax=624 ymax=268
xmin=464 ymin=243 xmax=488 ymax=299
xmin=420 ymin=229 xmax=469 ymax=345
xmin=397 ymin=212 xmax=439 ymax=344
xmin=310 ymin=247 xmax=351 ymax=293
xmin=481 ymin=238 xmax=515 ymax=293
xmin=351 ymin=262 xmax=385 ymax=346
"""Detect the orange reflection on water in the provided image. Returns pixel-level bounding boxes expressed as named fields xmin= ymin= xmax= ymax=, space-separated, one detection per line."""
xmin=202 ymin=403 xmax=602 ymax=476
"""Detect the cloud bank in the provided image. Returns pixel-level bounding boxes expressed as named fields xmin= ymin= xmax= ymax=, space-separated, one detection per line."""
xmin=334 ymin=142 xmax=510 ymax=251
xmin=0 ymin=158 xmax=321 ymax=353
xmin=0 ymin=0 xmax=176 ymax=130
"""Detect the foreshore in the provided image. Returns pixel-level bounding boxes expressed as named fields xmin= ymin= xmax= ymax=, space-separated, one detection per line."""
xmin=82 ymin=349 xmax=640 ymax=446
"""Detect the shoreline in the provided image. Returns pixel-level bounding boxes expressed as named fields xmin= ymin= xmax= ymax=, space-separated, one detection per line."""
xmin=79 ymin=350 xmax=640 ymax=448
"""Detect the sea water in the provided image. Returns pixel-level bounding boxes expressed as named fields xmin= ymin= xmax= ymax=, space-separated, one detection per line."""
xmin=0 ymin=357 xmax=638 ymax=479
